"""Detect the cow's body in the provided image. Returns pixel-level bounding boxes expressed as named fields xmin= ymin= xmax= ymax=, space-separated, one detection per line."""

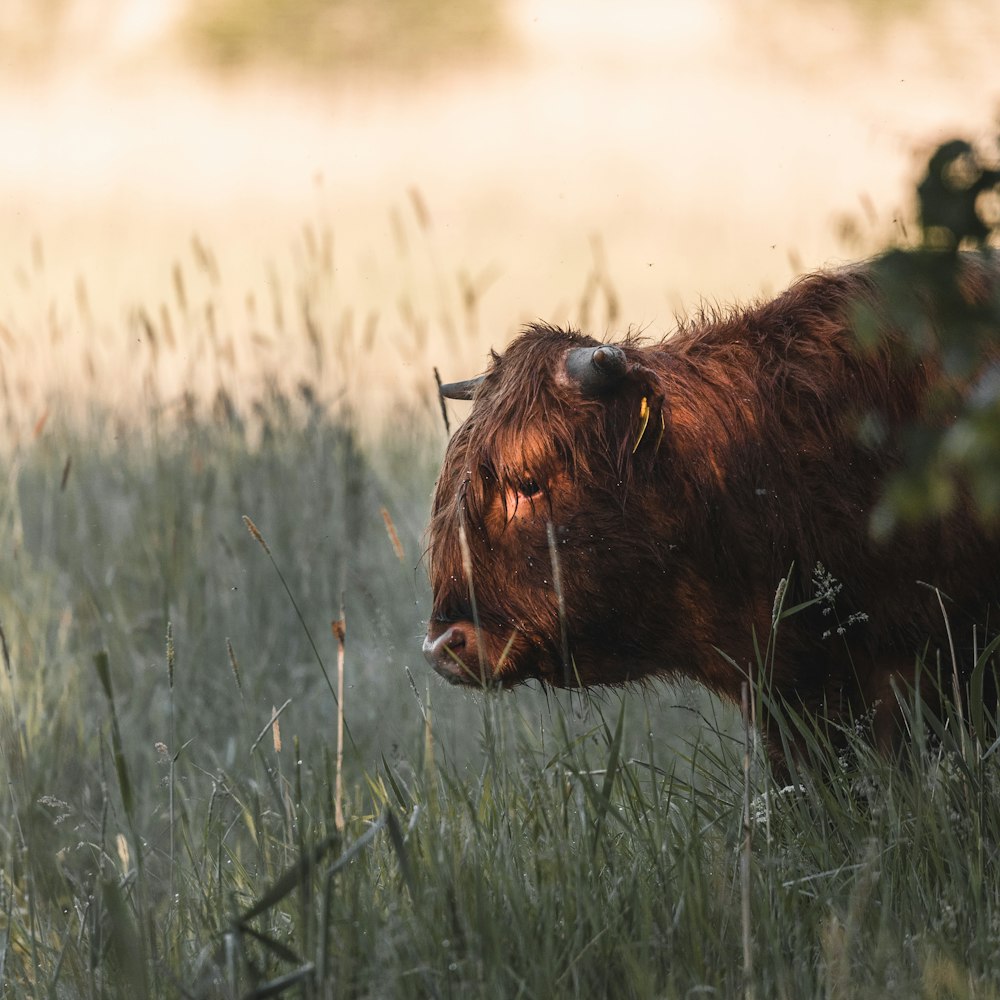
xmin=423 ymin=257 xmax=1000 ymax=761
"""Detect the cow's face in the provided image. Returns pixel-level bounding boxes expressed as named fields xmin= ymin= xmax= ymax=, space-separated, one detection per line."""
xmin=423 ymin=325 xmax=676 ymax=689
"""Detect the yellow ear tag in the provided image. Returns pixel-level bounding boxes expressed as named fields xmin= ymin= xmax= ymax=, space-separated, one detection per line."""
xmin=632 ymin=396 xmax=651 ymax=453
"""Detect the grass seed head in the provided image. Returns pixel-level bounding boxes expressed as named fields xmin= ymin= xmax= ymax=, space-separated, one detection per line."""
xmin=242 ymin=514 xmax=271 ymax=554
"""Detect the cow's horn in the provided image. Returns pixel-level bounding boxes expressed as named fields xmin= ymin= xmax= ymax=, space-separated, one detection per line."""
xmin=564 ymin=344 xmax=628 ymax=395
xmin=439 ymin=375 xmax=485 ymax=400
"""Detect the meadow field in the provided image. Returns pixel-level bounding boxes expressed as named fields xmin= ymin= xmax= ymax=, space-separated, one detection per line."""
xmin=4 ymin=214 xmax=1000 ymax=999
xmin=4 ymin=0 xmax=1000 ymax=996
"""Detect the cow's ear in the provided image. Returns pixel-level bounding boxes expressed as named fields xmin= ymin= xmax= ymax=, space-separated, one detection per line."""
xmin=606 ymin=361 xmax=666 ymax=461
xmin=608 ymin=380 xmax=667 ymax=478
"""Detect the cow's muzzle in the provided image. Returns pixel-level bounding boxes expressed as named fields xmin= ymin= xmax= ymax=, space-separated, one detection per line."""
xmin=422 ymin=621 xmax=492 ymax=686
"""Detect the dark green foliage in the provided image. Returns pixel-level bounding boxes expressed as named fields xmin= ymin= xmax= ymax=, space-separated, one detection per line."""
xmin=918 ymin=139 xmax=1000 ymax=250
xmin=855 ymin=132 xmax=1000 ymax=534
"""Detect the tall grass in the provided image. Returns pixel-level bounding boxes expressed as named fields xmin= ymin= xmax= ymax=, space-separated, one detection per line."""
xmin=3 ymin=401 xmax=1000 ymax=1000
xmin=0 ymin=343 xmax=718 ymax=995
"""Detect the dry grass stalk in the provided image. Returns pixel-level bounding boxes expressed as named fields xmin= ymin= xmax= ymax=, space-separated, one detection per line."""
xmin=226 ymin=638 xmax=244 ymax=699
xmin=271 ymin=705 xmax=282 ymax=753
xmin=332 ymin=615 xmax=347 ymax=832
xmin=380 ymin=506 xmax=405 ymax=562
xmin=741 ymin=680 xmax=754 ymax=1000
xmin=242 ymin=514 xmax=271 ymax=555
xmin=250 ymin=699 xmax=291 ymax=755
xmin=433 ymin=367 xmax=450 ymax=435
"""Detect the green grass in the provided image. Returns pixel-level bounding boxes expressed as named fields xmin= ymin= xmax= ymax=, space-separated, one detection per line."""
xmin=4 ymin=395 xmax=1000 ymax=998
xmin=0 ymin=383 xmax=726 ymax=996
xmin=3 ymin=242 xmax=1000 ymax=998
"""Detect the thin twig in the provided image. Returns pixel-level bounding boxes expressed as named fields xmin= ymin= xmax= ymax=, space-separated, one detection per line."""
xmin=433 ymin=367 xmax=450 ymax=435
xmin=332 ymin=611 xmax=346 ymax=833
xmin=935 ymin=587 xmax=966 ymax=758
xmin=250 ymin=700 xmax=292 ymax=755
xmin=547 ymin=521 xmax=572 ymax=687
xmin=741 ymin=680 xmax=755 ymax=1000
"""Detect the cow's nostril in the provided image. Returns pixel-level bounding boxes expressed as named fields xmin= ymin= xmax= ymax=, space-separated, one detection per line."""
xmin=444 ymin=626 xmax=467 ymax=652
xmin=423 ymin=621 xmax=484 ymax=685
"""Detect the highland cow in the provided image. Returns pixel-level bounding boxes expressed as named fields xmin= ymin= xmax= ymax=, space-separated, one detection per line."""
xmin=423 ymin=255 xmax=1000 ymax=763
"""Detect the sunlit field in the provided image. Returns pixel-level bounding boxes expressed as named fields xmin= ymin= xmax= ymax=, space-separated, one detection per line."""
xmin=4 ymin=0 xmax=1000 ymax=425
xmin=3 ymin=1 xmax=1000 ymax=995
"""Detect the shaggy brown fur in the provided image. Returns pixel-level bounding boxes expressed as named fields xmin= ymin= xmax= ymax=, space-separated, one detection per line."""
xmin=424 ymin=257 xmax=1000 ymax=763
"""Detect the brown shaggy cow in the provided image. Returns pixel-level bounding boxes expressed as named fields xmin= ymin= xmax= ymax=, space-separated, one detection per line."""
xmin=423 ymin=255 xmax=1000 ymax=762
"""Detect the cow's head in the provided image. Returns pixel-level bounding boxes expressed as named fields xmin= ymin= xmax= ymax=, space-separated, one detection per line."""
xmin=423 ymin=324 xmax=679 ymax=689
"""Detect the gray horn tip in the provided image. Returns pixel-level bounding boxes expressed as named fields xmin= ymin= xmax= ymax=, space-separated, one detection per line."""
xmin=592 ymin=345 xmax=627 ymax=375
xmin=565 ymin=343 xmax=628 ymax=395
xmin=438 ymin=374 xmax=485 ymax=401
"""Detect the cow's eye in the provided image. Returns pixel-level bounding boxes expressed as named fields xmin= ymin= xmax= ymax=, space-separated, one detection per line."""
xmin=517 ymin=478 xmax=542 ymax=499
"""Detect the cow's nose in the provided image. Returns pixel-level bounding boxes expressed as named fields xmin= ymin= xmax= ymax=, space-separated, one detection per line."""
xmin=422 ymin=623 xmax=468 ymax=662
xmin=422 ymin=623 xmax=481 ymax=684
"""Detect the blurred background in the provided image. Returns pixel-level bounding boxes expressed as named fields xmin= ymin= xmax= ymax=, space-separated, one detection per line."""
xmin=2 ymin=0 xmax=999 ymax=426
